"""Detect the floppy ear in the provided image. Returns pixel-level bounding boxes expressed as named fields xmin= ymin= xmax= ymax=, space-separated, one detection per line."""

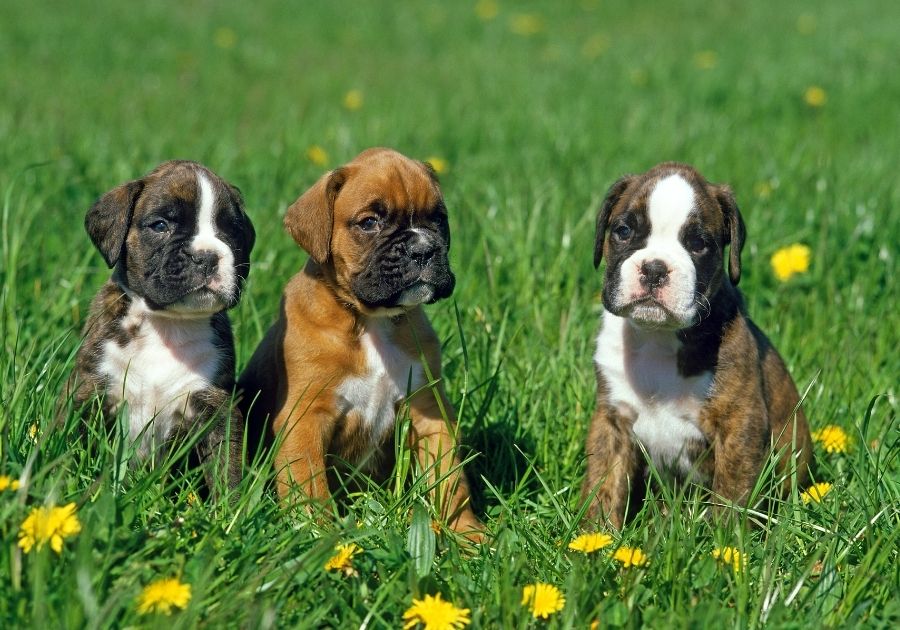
xmin=284 ymin=167 xmax=348 ymax=264
xmin=85 ymin=179 xmax=144 ymax=268
xmin=594 ymin=175 xmax=635 ymax=268
xmin=419 ymin=160 xmax=441 ymax=184
xmin=228 ymin=184 xmax=256 ymax=262
xmin=713 ymin=184 xmax=746 ymax=285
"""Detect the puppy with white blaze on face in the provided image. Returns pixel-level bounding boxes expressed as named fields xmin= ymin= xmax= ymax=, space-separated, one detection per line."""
xmin=63 ymin=160 xmax=255 ymax=494
xmin=581 ymin=162 xmax=813 ymax=528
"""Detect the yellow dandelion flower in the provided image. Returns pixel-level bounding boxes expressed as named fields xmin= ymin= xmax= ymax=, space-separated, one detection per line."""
xmin=343 ymin=89 xmax=363 ymax=111
xmin=804 ymin=86 xmax=827 ymax=108
xmin=213 ymin=27 xmax=237 ymax=50
xmin=324 ymin=543 xmax=362 ymax=575
xmin=770 ymin=243 xmax=811 ymax=281
xmin=28 ymin=423 xmax=39 ymax=443
xmin=568 ymin=532 xmax=613 ymax=553
xmin=509 ymin=14 xmax=543 ymax=36
xmin=306 ymin=145 xmax=329 ymax=167
xmin=811 ymin=425 xmax=850 ymax=454
xmin=797 ymin=14 xmax=816 ymax=35
xmin=693 ymin=50 xmax=718 ymax=70
xmin=0 ymin=475 xmax=20 ymax=492
xmin=581 ymin=34 xmax=610 ymax=59
xmin=754 ymin=180 xmax=774 ymax=199
xmin=425 ymin=157 xmax=449 ymax=175
xmin=474 ymin=0 xmax=499 ymax=21
xmin=403 ymin=592 xmax=471 ymax=629
xmin=521 ymin=583 xmax=565 ymax=619
xmin=612 ymin=546 xmax=648 ymax=568
xmin=712 ymin=546 xmax=746 ymax=573
xmin=628 ymin=68 xmax=648 ymax=87
xmin=137 ymin=577 xmax=192 ymax=615
xmin=801 ymin=482 xmax=832 ymax=504
xmin=18 ymin=503 xmax=81 ymax=554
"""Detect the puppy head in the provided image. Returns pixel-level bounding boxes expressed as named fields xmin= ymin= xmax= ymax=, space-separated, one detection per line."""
xmin=285 ymin=147 xmax=454 ymax=316
xmin=86 ymin=160 xmax=255 ymax=316
xmin=593 ymin=162 xmax=745 ymax=330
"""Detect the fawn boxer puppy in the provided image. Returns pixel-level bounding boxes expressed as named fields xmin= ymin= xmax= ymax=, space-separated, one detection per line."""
xmin=66 ymin=160 xmax=255 ymax=492
xmin=582 ymin=162 xmax=812 ymax=527
xmin=239 ymin=148 xmax=483 ymax=538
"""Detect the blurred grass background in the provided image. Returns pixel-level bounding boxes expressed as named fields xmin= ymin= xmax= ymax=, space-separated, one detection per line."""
xmin=0 ymin=0 xmax=897 ymax=627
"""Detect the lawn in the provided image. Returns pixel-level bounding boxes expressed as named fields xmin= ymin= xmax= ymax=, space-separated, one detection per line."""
xmin=1 ymin=0 xmax=898 ymax=627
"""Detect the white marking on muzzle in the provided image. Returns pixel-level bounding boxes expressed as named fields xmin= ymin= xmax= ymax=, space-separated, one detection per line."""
xmin=191 ymin=171 xmax=236 ymax=299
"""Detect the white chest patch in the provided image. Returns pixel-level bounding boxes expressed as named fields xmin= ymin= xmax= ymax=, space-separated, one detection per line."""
xmin=594 ymin=311 xmax=713 ymax=477
xmin=335 ymin=321 xmax=425 ymax=444
xmin=97 ymin=300 xmax=221 ymax=458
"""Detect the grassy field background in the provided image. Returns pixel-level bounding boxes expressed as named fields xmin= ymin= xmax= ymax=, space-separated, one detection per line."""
xmin=1 ymin=0 xmax=898 ymax=627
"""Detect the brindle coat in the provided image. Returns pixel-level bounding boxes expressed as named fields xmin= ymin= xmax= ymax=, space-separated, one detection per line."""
xmin=582 ymin=163 xmax=813 ymax=528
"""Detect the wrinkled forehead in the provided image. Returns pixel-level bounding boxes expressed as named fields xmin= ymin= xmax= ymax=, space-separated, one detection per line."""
xmin=337 ymin=156 xmax=442 ymax=216
xmin=617 ymin=170 xmax=722 ymax=232
xmin=137 ymin=163 xmax=235 ymax=213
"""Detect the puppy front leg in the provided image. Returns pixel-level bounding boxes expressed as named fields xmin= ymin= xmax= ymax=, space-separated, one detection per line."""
xmin=192 ymin=391 xmax=244 ymax=499
xmin=273 ymin=406 xmax=334 ymax=507
xmin=580 ymin=405 xmax=638 ymax=530
xmin=710 ymin=415 xmax=769 ymax=517
xmin=408 ymin=392 xmax=484 ymax=541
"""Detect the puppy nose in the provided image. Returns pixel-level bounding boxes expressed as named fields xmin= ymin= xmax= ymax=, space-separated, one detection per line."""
xmin=407 ymin=239 xmax=436 ymax=268
xmin=190 ymin=250 xmax=219 ymax=274
xmin=640 ymin=259 xmax=669 ymax=290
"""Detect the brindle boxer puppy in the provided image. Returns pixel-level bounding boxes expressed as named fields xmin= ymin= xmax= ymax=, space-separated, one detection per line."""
xmin=65 ymin=160 xmax=255 ymax=493
xmin=582 ymin=162 xmax=813 ymax=527
xmin=239 ymin=148 xmax=483 ymax=539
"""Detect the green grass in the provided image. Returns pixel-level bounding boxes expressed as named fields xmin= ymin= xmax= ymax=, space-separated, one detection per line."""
xmin=1 ymin=0 xmax=898 ymax=626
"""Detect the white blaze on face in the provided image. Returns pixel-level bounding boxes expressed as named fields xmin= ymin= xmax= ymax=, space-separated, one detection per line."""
xmin=191 ymin=171 xmax=236 ymax=300
xmin=618 ymin=174 xmax=698 ymax=327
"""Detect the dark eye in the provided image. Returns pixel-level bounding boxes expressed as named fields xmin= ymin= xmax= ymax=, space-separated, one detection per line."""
xmin=612 ymin=224 xmax=633 ymax=241
xmin=358 ymin=216 xmax=380 ymax=232
xmin=148 ymin=220 xmax=169 ymax=233
xmin=686 ymin=234 xmax=707 ymax=254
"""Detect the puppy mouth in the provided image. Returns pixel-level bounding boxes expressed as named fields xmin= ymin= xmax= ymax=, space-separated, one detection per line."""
xmin=617 ymin=296 xmax=683 ymax=327
xmin=161 ymin=285 xmax=231 ymax=315
xmin=395 ymin=281 xmax=436 ymax=307
xmin=353 ymin=265 xmax=455 ymax=312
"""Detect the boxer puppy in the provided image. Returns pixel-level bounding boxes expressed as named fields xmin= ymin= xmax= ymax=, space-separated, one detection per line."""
xmin=582 ymin=162 xmax=813 ymax=527
xmin=65 ymin=160 xmax=255 ymax=493
xmin=239 ymin=148 xmax=483 ymax=539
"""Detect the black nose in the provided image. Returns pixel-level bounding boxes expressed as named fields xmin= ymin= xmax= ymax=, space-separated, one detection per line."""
xmin=640 ymin=259 xmax=669 ymax=290
xmin=190 ymin=250 xmax=219 ymax=274
xmin=407 ymin=238 xmax=437 ymax=268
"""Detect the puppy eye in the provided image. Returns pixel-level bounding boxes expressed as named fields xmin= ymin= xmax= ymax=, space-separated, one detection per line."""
xmin=687 ymin=234 xmax=707 ymax=254
xmin=148 ymin=220 xmax=169 ymax=233
xmin=612 ymin=224 xmax=632 ymax=241
xmin=357 ymin=216 xmax=380 ymax=232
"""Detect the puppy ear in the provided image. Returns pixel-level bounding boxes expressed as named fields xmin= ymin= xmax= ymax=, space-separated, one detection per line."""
xmin=594 ymin=175 xmax=635 ymax=268
xmin=713 ymin=184 xmax=746 ymax=285
xmin=419 ymin=160 xmax=440 ymax=184
xmin=229 ymin=184 xmax=256 ymax=260
xmin=284 ymin=167 xmax=348 ymax=264
xmin=85 ymin=179 xmax=144 ymax=268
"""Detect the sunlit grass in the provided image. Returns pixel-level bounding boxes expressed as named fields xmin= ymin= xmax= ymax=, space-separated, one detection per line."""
xmin=0 ymin=0 xmax=897 ymax=626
